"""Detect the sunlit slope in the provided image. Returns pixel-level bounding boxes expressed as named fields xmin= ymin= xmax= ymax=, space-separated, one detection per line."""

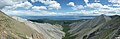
xmin=0 ymin=11 xmax=45 ymax=39
xmin=12 ymin=15 xmax=65 ymax=39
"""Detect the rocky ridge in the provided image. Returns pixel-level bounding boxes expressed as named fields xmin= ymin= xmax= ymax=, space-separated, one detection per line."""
xmin=68 ymin=15 xmax=120 ymax=39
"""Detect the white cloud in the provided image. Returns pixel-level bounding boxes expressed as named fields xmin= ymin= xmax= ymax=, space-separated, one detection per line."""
xmin=48 ymin=2 xmax=61 ymax=10
xmin=72 ymin=5 xmax=84 ymax=10
xmin=2 ymin=7 xmax=120 ymax=16
xmin=2 ymin=1 xmax=33 ymax=10
xmin=2 ymin=9 xmax=82 ymax=16
xmin=65 ymin=10 xmax=101 ymax=16
xmin=69 ymin=2 xmax=111 ymax=10
xmin=87 ymin=3 xmax=103 ymax=8
xmin=84 ymin=0 xmax=100 ymax=3
xmin=86 ymin=3 xmax=110 ymax=8
xmin=108 ymin=0 xmax=120 ymax=3
xmin=1 ymin=0 xmax=120 ymax=16
xmin=32 ymin=6 xmax=47 ymax=10
xmin=71 ymin=3 xmax=109 ymax=10
xmin=2 ymin=9 xmax=57 ymax=16
xmin=31 ymin=0 xmax=36 ymax=3
xmin=1 ymin=0 xmax=61 ymax=16
xmin=112 ymin=4 xmax=120 ymax=7
xmin=31 ymin=0 xmax=61 ymax=10
xmin=67 ymin=2 xmax=84 ymax=10
xmin=42 ymin=1 xmax=57 ymax=5
xmin=67 ymin=2 xmax=75 ymax=6
xmin=13 ymin=1 xmax=33 ymax=9
xmin=66 ymin=9 xmax=120 ymax=16
xmin=42 ymin=1 xmax=61 ymax=9
xmin=84 ymin=0 xmax=89 ymax=4
xmin=94 ymin=0 xmax=100 ymax=2
xmin=0 ymin=0 xmax=27 ymax=9
xmin=67 ymin=0 xmax=120 ymax=16
xmin=71 ymin=3 xmax=110 ymax=10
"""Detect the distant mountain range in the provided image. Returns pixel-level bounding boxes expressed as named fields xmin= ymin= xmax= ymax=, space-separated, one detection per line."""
xmin=20 ymin=16 xmax=96 ymax=20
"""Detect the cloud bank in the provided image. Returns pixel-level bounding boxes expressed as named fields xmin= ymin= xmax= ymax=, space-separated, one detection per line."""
xmin=1 ymin=0 xmax=120 ymax=16
xmin=0 ymin=0 xmax=27 ymax=9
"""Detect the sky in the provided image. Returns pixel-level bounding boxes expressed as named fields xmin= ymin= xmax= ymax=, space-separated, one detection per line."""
xmin=0 ymin=0 xmax=120 ymax=16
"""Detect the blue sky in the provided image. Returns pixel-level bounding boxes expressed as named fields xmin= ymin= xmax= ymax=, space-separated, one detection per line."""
xmin=1 ymin=0 xmax=120 ymax=16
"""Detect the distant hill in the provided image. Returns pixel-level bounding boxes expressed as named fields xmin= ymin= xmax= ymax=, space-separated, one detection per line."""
xmin=20 ymin=16 xmax=96 ymax=20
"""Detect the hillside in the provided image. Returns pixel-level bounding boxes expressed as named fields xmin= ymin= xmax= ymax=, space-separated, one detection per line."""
xmin=0 ymin=11 xmax=65 ymax=39
xmin=28 ymin=14 xmax=120 ymax=39
xmin=68 ymin=15 xmax=120 ymax=39
xmin=0 ymin=11 xmax=43 ymax=39
xmin=12 ymin=16 xmax=65 ymax=39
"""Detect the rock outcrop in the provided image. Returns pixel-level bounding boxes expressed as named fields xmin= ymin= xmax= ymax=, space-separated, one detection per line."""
xmin=69 ymin=15 xmax=120 ymax=39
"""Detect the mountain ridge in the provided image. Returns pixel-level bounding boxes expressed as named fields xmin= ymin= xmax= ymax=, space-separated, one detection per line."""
xmin=68 ymin=15 xmax=120 ymax=39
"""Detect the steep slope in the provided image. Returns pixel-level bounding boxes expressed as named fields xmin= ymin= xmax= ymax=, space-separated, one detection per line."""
xmin=0 ymin=11 xmax=43 ymax=39
xmin=0 ymin=11 xmax=65 ymax=39
xmin=68 ymin=15 xmax=113 ymax=39
xmin=12 ymin=16 xmax=65 ymax=39
xmin=86 ymin=15 xmax=120 ymax=39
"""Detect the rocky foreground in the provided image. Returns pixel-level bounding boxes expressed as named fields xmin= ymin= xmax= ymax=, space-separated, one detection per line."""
xmin=68 ymin=15 xmax=120 ymax=39
xmin=0 ymin=11 xmax=65 ymax=39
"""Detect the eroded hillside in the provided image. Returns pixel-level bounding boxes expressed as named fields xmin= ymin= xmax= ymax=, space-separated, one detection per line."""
xmin=0 ymin=11 xmax=65 ymax=39
xmin=0 ymin=11 xmax=44 ymax=39
xmin=12 ymin=16 xmax=65 ymax=39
